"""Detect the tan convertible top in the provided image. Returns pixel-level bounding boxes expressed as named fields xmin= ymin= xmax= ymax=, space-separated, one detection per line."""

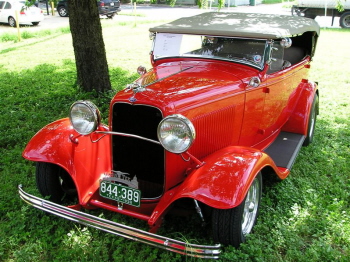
xmin=149 ymin=12 xmax=320 ymax=39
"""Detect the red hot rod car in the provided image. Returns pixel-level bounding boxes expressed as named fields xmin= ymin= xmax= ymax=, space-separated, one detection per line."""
xmin=19 ymin=12 xmax=320 ymax=259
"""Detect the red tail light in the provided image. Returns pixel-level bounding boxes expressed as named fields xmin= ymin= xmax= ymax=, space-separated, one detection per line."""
xmin=100 ymin=2 xmax=105 ymax=6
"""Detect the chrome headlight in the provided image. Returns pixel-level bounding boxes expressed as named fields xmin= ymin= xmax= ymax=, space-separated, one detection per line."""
xmin=157 ymin=114 xmax=195 ymax=154
xmin=69 ymin=101 xmax=101 ymax=135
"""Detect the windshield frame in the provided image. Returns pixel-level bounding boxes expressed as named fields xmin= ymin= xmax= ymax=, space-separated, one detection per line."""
xmin=151 ymin=33 xmax=269 ymax=70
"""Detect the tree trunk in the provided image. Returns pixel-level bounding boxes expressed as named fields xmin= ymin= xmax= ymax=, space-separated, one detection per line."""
xmin=68 ymin=0 xmax=111 ymax=92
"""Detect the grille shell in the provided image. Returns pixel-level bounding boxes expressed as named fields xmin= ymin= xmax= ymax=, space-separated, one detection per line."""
xmin=112 ymin=103 xmax=164 ymax=199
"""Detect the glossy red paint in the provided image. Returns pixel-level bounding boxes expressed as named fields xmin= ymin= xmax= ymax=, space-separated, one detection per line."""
xmin=23 ymin=56 xmax=316 ymax=216
xmin=110 ymin=60 xmax=252 ymax=116
xmin=240 ymin=58 xmax=312 ymax=149
xmin=282 ymin=80 xmax=318 ymax=135
xmin=23 ymin=119 xmax=112 ymax=206
xmin=109 ymin=60 xmax=255 ymax=193
xmin=147 ymin=145 xmax=289 ymax=227
xmin=157 ymin=147 xmax=280 ymax=209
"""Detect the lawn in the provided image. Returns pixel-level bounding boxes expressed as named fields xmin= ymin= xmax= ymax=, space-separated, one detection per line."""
xmin=0 ymin=19 xmax=349 ymax=261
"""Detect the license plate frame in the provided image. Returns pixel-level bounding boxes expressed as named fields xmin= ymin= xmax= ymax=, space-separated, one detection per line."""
xmin=99 ymin=180 xmax=141 ymax=207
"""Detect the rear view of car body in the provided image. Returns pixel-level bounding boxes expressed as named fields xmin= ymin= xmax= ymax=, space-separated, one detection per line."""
xmin=0 ymin=0 xmax=44 ymax=26
xmin=56 ymin=0 xmax=121 ymax=18
xmin=98 ymin=0 xmax=120 ymax=17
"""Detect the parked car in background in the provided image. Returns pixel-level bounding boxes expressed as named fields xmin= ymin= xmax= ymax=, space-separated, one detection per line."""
xmin=292 ymin=0 xmax=350 ymax=28
xmin=0 ymin=0 xmax=44 ymax=27
xmin=19 ymin=12 xmax=320 ymax=259
xmin=57 ymin=0 xmax=121 ymax=18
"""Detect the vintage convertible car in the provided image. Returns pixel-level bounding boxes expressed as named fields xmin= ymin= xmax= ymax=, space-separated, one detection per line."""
xmin=19 ymin=12 xmax=320 ymax=259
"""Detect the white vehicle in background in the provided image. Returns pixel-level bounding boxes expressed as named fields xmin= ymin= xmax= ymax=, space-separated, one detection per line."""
xmin=292 ymin=0 xmax=350 ymax=28
xmin=0 ymin=0 xmax=44 ymax=27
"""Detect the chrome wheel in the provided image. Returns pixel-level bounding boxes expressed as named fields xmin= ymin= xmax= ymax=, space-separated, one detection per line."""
xmin=212 ymin=172 xmax=262 ymax=247
xmin=303 ymin=94 xmax=318 ymax=146
xmin=242 ymin=176 xmax=261 ymax=235
xmin=308 ymin=106 xmax=316 ymax=138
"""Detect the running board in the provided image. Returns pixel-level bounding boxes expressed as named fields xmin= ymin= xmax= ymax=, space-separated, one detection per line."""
xmin=18 ymin=185 xmax=220 ymax=259
xmin=264 ymin=132 xmax=305 ymax=169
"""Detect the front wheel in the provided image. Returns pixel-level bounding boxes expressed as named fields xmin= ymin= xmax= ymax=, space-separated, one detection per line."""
xmin=8 ymin=16 xmax=17 ymax=27
xmin=57 ymin=6 xmax=69 ymax=17
xmin=36 ymin=162 xmax=77 ymax=203
xmin=340 ymin=12 xmax=350 ymax=28
xmin=212 ymin=172 xmax=262 ymax=247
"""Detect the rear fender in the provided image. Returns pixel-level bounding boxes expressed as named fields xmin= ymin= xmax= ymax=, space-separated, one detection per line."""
xmin=282 ymin=80 xmax=318 ymax=134
xmin=23 ymin=118 xmax=112 ymax=205
xmin=149 ymin=146 xmax=283 ymax=226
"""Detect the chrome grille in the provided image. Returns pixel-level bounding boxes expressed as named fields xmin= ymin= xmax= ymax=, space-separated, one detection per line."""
xmin=112 ymin=103 xmax=164 ymax=199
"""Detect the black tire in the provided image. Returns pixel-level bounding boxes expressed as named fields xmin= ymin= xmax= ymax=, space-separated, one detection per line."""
xmin=107 ymin=13 xmax=115 ymax=19
xmin=36 ymin=162 xmax=77 ymax=203
xmin=212 ymin=172 xmax=262 ymax=247
xmin=32 ymin=22 xmax=40 ymax=26
xmin=8 ymin=16 xmax=16 ymax=27
xmin=57 ymin=6 xmax=69 ymax=17
xmin=303 ymin=94 xmax=319 ymax=146
xmin=340 ymin=12 xmax=350 ymax=28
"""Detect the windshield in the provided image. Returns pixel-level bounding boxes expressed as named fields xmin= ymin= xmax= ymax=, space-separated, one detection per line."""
xmin=152 ymin=33 xmax=267 ymax=69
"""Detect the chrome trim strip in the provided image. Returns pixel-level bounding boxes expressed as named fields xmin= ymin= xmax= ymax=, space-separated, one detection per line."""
xmin=95 ymin=131 xmax=161 ymax=145
xmin=18 ymin=185 xmax=220 ymax=259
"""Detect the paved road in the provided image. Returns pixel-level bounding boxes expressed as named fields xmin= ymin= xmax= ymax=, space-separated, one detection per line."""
xmin=0 ymin=3 xmax=340 ymax=34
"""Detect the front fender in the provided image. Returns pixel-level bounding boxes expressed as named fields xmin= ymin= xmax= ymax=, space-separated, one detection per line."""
xmin=174 ymin=146 xmax=278 ymax=209
xmin=23 ymin=118 xmax=112 ymax=205
xmin=24 ymin=118 xmax=75 ymax=167
xmin=149 ymin=146 xmax=281 ymax=226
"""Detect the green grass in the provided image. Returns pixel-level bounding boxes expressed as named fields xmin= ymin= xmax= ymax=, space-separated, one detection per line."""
xmin=0 ymin=26 xmax=71 ymax=43
xmin=0 ymin=21 xmax=349 ymax=261
xmin=262 ymin=0 xmax=283 ymax=4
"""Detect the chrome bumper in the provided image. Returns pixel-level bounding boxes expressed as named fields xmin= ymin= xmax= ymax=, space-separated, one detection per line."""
xmin=18 ymin=185 xmax=220 ymax=259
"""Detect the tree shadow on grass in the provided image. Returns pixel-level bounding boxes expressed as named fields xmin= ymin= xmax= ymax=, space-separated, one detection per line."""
xmin=0 ymin=61 xmax=138 ymax=149
xmin=253 ymin=114 xmax=350 ymax=260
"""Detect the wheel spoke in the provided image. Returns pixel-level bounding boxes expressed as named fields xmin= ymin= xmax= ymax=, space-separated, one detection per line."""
xmin=242 ymin=177 xmax=260 ymax=235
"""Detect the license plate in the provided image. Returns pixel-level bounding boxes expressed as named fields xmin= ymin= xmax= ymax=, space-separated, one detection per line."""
xmin=110 ymin=2 xmax=114 ymax=6
xmin=100 ymin=181 xmax=141 ymax=207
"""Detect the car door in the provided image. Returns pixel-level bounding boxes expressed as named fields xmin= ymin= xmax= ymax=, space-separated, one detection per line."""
xmin=0 ymin=1 xmax=14 ymax=24
xmin=254 ymin=42 xmax=305 ymax=144
xmin=238 ymin=77 xmax=267 ymax=147
xmin=0 ymin=1 xmax=6 ymax=22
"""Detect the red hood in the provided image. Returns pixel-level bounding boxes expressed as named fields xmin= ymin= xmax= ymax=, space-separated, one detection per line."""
xmin=112 ymin=61 xmax=258 ymax=115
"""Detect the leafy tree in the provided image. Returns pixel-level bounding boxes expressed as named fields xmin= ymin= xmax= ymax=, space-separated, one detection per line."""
xmin=68 ymin=0 xmax=111 ymax=92
xmin=196 ymin=0 xmax=225 ymax=10
xmin=336 ymin=0 xmax=346 ymax=12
